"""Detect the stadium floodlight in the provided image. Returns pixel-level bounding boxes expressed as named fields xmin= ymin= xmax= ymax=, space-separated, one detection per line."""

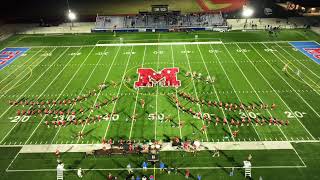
xmin=242 ymin=6 xmax=254 ymax=17
xmin=68 ymin=10 xmax=76 ymax=21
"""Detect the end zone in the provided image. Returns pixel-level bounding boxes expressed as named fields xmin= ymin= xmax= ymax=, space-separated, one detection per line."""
xmin=0 ymin=47 xmax=30 ymax=70
xmin=289 ymin=42 xmax=320 ymax=64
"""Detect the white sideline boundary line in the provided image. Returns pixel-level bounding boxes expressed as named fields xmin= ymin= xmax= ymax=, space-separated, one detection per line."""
xmin=96 ymin=41 xmax=222 ymax=47
xmin=0 ymin=140 xmax=319 ymax=148
xmin=6 ymin=165 xmax=307 ymax=172
xmin=6 ymin=41 xmax=316 ymax=48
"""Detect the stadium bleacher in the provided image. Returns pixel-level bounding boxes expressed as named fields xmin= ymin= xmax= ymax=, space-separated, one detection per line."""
xmin=93 ymin=12 xmax=226 ymax=31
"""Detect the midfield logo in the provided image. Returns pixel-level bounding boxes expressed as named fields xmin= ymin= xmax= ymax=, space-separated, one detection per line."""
xmin=134 ymin=67 xmax=181 ymax=88
xmin=303 ymin=48 xmax=320 ymax=60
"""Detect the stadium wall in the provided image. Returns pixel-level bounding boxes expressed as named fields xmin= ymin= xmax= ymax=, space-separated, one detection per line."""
xmin=0 ymin=17 xmax=318 ymax=37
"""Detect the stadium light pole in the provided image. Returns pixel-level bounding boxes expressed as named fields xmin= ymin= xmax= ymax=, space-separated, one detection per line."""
xmin=68 ymin=9 xmax=76 ymax=30
xmin=242 ymin=6 xmax=254 ymax=18
xmin=242 ymin=5 xmax=254 ymax=30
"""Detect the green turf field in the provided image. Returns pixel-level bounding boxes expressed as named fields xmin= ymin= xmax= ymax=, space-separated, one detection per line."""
xmin=0 ymin=29 xmax=319 ymax=179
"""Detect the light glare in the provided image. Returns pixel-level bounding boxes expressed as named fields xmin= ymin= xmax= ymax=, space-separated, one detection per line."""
xmin=243 ymin=6 xmax=254 ymax=17
xmin=68 ymin=10 xmax=76 ymax=21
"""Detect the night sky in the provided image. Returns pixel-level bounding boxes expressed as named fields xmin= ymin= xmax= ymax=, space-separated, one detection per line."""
xmin=1 ymin=0 xmax=319 ymax=20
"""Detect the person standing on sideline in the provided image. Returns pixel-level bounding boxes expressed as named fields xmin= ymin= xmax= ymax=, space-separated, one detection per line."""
xmin=142 ymin=161 xmax=148 ymax=172
xmin=159 ymin=162 xmax=165 ymax=172
xmin=127 ymin=163 xmax=133 ymax=174
xmin=197 ymin=174 xmax=202 ymax=180
xmin=77 ymin=168 xmax=83 ymax=178
xmin=229 ymin=167 xmax=235 ymax=176
xmin=185 ymin=169 xmax=190 ymax=179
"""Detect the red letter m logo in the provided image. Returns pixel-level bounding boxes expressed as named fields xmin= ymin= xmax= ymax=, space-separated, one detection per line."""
xmin=134 ymin=67 xmax=181 ymax=88
xmin=304 ymin=48 xmax=320 ymax=60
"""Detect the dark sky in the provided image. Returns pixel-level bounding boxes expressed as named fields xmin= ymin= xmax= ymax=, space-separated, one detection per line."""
xmin=1 ymin=0 xmax=319 ymax=19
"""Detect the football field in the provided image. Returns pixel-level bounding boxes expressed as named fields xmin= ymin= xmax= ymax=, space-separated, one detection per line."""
xmin=0 ymin=30 xmax=320 ymax=180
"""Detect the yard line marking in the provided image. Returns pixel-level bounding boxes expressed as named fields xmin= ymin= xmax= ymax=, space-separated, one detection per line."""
xmin=77 ymin=47 xmax=123 ymax=143
xmin=235 ymin=43 xmax=293 ymax=140
xmin=3 ymin=88 xmax=316 ymax=99
xmin=155 ymin=33 xmax=160 ymax=141
xmin=257 ymin=43 xmax=320 ymax=118
xmin=103 ymin=46 xmax=134 ymax=140
xmin=271 ymin=44 xmax=320 ymax=88
xmin=209 ymin=44 xmax=261 ymax=141
xmin=265 ymin=44 xmax=320 ymax=133
xmin=129 ymin=45 xmax=147 ymax=140
xmin=171 ymin=45 xmax=183 ymax=139
xmin=96 ymin=41 xmax=222 ymax=47
xmin=5 ymin=165 xmax=307 ymax=172
xmin=292 ymin=143 xmax=307 ymax=167
xmin=0 ymin=48 xmax=49 ymax=96
xmin=24 ymin=47 xmax=85 ymax=144
xmin=77 ymin=46 xmax=122 ymax=143
xmin=0 ymin=48 xmax=44 ymax=85
xmin=184 ymin=44 xmax=209 ymax=142
xmin=5 ymin=151 xmax=21 ymax=171
xmin=275 ymin=43 xmax=320 ymax=80
xmin=195 ymin=44 xmax=234 ymax=141
xmin=244 ymin=43 xmax=316 ymax=140
xmin=50 ymin=46 xmax=108 ymax=143
xmin=0 ymin=47 xmax=65 ymax=144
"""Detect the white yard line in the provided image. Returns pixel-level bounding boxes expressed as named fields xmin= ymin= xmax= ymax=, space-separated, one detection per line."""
xmin=23 ymin=47 xmax=86 ymax=144
xmin=243 ymin=43 xmax=316 ymax=140
xmin=0 ymin=47 xmax=66 ymax=144
xmin=0 ymin=48 xmax=44 ymax=85
xmin=1 ymin=88 xmax=318 ymax=99
xmin=208 ymin=44 xmax=261 ymax=141
xmin=0 ymin=48 xmax=49 ymax=97
xmin=183 ymin=45 xmax=209 ymax=142
xmin=270 ymin=44 xmax=320 ymax=89
xmin=5 ymin=150 xmax=21 ymax=171
xmin=257 ymin=44 xmax=320 ymax=119
xmin=50 ymin=46 xmax=108 ymax=143
xmin=291 ymin=145 xmax=307 ymax=167
xmin=268 ymin=43 xmax=320 ymax=89
xmin=128 ymin=45 xmax=147 ymax=140
xmin=195 ymin=44 xmax=234 ymax=141
xmin=2 ymin=47 xmax=75 ymax=170
xmin=154 ymin=34 xmax=160 ymax=141
xmin=170 ymin=45 xmax=183 ymax=139
xmin=275 ymin=43 xmax=320 ymax=80
xmin=223 ymin=43 xmax=291 ymax=141
xmin=6 ymin=40 xmax=314 ymax=49
xmin=96 ymin=41 xmax=222 ymax=47
xmin=103 ymin=46 xmax=135 ymax=139
xmin=77 ymin=46 xmax=122 ymax=143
